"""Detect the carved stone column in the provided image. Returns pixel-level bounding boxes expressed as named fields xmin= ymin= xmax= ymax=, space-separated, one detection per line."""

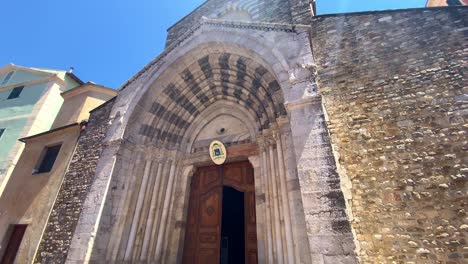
xmin=257 ymin=136 xmax=274 ymax=263
xmin=165 ymin=164 xmax=195 ymax=263
xmin=248 ymin=155 xmax=267 ymax=264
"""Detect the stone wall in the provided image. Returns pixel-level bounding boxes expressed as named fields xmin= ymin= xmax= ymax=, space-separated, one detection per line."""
xmin=287 ymin=99 xmax=358 ymax=263
xmin=311 ymin=7 xmax=468 ymax=263
xmin=288 ymin=0 xmax=313 ymax=24
xmin=165 ymin=0 xmax=311 ymax=46
xmin=34 ymin=98 xmax=115 ymax=264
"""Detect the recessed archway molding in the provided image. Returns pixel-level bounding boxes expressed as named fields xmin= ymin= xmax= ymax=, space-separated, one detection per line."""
xmin=66 ymin=17 xmax=324 ymax=264
xmin=106 ymin=19 xmax=315 ymax=146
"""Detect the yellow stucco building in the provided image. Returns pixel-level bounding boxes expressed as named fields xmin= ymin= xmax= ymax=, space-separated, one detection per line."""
xmin=0 ymin=82 xmax=116 ymax=263
xmin=426 ymin=0 xmax=468 ymax=6
xmin=0 ymin=65 xmax=83 ymax=199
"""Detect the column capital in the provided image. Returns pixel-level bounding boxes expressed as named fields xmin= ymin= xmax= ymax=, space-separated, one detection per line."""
xmin=248 ymin=155 xmax=261 ymax=168
xmin=182 ymin=165 xmax=196 ymax=178
xmin=276 ymin=115 xmax=290 ymax=130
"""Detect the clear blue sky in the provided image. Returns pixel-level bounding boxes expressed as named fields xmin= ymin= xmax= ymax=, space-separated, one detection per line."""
xmin=0 ymin=0 xmax=426 ymax=88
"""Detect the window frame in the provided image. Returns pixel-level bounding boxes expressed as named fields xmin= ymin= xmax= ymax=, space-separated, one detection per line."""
xmin=0 ymin=224 xmax=28 ymax=264
xmin=447 ymin=0 xmax=463 ymax=5
xmin=1 ymin=71 xmax=15 ymax=85
xmin=33 ymin=143 xmax=62 ymax=174
xmin=7 ymin=86 xmax=24 ymax=100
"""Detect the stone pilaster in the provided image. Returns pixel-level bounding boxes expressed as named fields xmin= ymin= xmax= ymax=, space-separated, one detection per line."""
xmin=287 ymin=96 xmax=357 ymax=264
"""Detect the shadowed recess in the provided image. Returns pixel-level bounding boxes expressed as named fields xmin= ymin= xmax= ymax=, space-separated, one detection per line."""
xmin=134 ymin=52 xmax=286 ymax=149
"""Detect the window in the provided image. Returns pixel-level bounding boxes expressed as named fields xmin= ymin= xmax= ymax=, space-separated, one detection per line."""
xmin=0 ymin=224 xmax=27 ymax=264
xmin=447 ymin=0 xmax=463 ymax=5
xmin=0 ymin=128 xmax=5 ymax=139
xmin=1 ymin=71 xmax=14 ymax=85
xmin=7 ymin=86 xmax=24 ymax=100
xmin=35 ymin=144 xmax=62 ymax=174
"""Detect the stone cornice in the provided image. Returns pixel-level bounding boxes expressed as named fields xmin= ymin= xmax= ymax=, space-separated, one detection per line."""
xmin=61 ymin=82 xmax=117 ymax=99
xmin=285 ymin=96 xmax=322 ymax=111
xmin=118 ymin=18 xmax=311 ymax=92
xmin=201 ymin=17 xmax=311 ymax=33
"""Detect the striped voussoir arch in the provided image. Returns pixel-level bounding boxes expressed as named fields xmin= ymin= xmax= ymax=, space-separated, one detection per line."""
xmin=214 ymin=0 xmax=261 ymax=20
xmin=139 ymin=52 xmax=286 ymax=149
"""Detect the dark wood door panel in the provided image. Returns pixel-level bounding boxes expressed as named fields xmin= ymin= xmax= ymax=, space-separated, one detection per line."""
xmin=224 ymin=161 xmax=255 ymax=192
xmin=224 ymin=164 xmax=244 ymax=188
xmin=199 ymin=191 xmax=221 ymax=227
xmin=200 ymin=165 xmax=222 ymax=192
xmin=182 ymin=171 xmax=199 ymax=264
xmin=183 ymin=161 xmax=258 ymax=264
xmin=199 ymin=248 xmax=218 ymax=264
xmin=197 ymin=166 xmax=223 ymax=264
xmin=245 ymin=191 xmax=258 ymax=264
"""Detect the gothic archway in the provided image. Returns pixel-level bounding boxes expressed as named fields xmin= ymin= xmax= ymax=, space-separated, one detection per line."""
xmin=124 ymin=51 xmax=286 ymax=148
xmin=94 ymin=42 xmax=309 ymax=263
xmin=68 ymin=21 xmax=319 ymax=264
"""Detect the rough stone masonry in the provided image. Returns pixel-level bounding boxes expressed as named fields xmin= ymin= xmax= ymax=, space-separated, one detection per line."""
xmin=312 ymin=7 xmax=468 ymax=263
xmin=32 ymin=3 xmax=467 ymax=264
xmin=34 ymin=99 xmax=115 ymax=264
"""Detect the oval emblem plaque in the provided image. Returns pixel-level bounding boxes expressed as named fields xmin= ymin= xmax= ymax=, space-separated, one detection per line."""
xmin=209 ymin=140 xmax=227 ymax=165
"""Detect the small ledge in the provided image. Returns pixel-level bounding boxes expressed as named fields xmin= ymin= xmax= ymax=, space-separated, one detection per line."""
xmin=285 ymin=96 xmax=322 ymax=110
xmin=201 ymin=16 xmax=311 ymax=32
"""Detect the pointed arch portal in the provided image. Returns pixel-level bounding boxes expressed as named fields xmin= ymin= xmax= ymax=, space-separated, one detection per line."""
xmin=63 ymin=20 xmax=355 ymax=264
xmin=105 ymin=39 xmax=303 ymax=263
xmin=110 ymin=42 xmax=298 ymax=263
xmin=126 ymin=51 xmax=286 ymax=149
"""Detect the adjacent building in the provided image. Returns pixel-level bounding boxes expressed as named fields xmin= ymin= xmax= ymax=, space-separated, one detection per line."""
xmin=426 ymin=0 xmax=468 ymax=6
xmin=0 ymin=82 xmax=116 ymax=263
xmin=0 ymin=65 xmax=82 ymax=198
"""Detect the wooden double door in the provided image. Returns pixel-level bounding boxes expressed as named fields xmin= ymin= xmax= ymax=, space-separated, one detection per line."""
xmin=182 ymin=161 xmax=258 ymax=264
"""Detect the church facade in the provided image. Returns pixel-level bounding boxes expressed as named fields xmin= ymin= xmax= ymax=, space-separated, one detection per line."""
xmin=28 ymin=2 xmax=466 ymax=264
